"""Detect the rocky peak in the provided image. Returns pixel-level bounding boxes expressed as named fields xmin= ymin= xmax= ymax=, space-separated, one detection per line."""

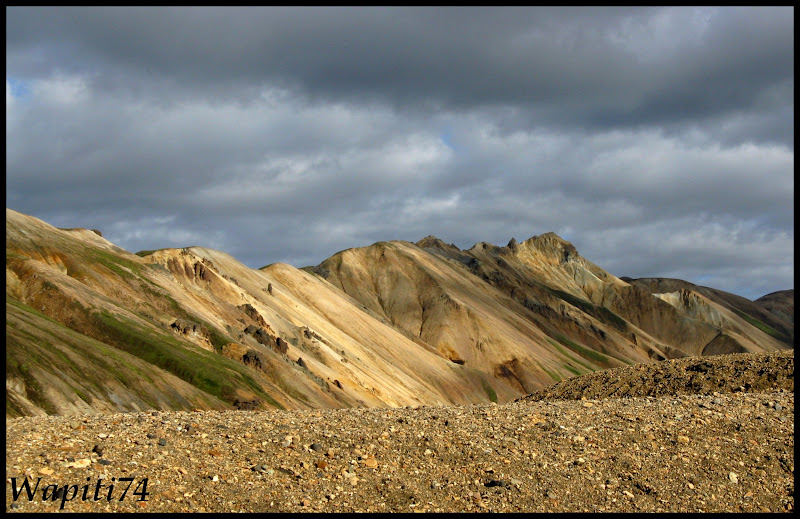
xmin=521 ymin=232 xmax=580 ymax=263
xmin=466 ymin=241 xmax=501 ymax=254
xmin=416 ymin=236 xmax=461 ymax=252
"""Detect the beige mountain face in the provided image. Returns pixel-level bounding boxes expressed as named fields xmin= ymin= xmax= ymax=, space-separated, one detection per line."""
xmin=5 ymin=208 xmax=793 ymax=417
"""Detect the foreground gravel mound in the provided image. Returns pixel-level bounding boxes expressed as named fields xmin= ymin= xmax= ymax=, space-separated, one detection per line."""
xmin=521 ymin=349 xmax=794 ymax=402
xmin=6 ymin=351 xmax=794 ymax=513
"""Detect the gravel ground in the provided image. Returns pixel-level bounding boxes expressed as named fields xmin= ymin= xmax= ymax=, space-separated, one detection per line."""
xmin=6 ymin=351 xmax=794 ymax=513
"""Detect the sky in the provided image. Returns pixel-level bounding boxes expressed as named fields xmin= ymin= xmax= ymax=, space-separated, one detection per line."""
xmin=6 ymin=6 xmax=794 ymax=300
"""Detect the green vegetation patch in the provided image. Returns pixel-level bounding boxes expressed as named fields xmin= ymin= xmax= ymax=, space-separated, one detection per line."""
xmin=86 ymin=249 xmax=143 ymax=280
xmin=732 ymin=309 xmax=789 ymax=342
xmin=546 ymin=337 xmax=596 ymax=372
xmin=481 ymin=378 xmax=498 ymax=403
xmin=534 ymin=359 xmax=561 ymax=384
xmin=83 ymin=305 xmax=281 ymax=408
xmin=551 ymin=333 xmax=613 ymax=367
xmin=6 ymin=295 xmax=63 ymax=326
xmin=6 ymin=353 xmax=58 ymax=415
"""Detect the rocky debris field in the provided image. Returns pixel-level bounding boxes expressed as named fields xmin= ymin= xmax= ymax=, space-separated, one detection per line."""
xmin=6 ymin=351 xmax=794 ymax=513
xmin=522 ymin=349 xmax=794 ymax=402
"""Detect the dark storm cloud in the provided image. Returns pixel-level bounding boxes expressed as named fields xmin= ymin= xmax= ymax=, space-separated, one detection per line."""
xmin=6 ymin=7 xmax=794 ymax=299
xmin=7 ymin=7 xmax=793 ymax=141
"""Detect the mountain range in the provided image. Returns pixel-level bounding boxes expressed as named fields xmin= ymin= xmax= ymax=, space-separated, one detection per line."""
xmin=6 ymin=208 xmax=792 ymax=416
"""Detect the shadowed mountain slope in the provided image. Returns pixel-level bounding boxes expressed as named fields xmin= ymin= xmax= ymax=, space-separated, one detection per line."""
xmin=622 ymin=277 xmax=793 ymax=345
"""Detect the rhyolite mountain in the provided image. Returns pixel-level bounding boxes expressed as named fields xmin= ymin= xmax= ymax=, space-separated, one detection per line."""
xmin=6 ymin=208 xmax=792 ymax=417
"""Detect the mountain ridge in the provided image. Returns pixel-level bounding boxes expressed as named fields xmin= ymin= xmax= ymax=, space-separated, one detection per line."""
xmin=5 ymin=208 xmax=793 ymax=417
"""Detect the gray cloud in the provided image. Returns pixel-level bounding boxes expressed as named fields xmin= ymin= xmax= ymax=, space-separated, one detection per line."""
xmin=6 ymin=7 xmax=793 ymax=300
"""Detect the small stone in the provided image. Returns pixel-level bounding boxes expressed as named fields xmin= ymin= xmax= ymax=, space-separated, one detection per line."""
xmin=39 ymin=467 xmax=54 ymax=475
xmin=774 ymin=403 xmax=782 ymax=411
xmin=98 ymin=459 xmax=112 ymax=466
xmin=677 ymin=435 xmax=690 ymax=444
xmin=364 ymin=458 xmax=378 ymax=469
xmin=158 ymin=438 xmax=167 ymax=446
xmin=729 ymin=472 xmax=738 ymax=484
xmin=311 ymin=443 xmax=323 ymax=452
xmin=146 ymin=433 xmax=157 ymax=439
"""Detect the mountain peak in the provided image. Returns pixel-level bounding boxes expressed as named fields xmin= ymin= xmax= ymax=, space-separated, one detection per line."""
xmin=519 ymin=232 xmax=579 ymax=262
xmin=416 ymin=236 xmax=461 ymax=252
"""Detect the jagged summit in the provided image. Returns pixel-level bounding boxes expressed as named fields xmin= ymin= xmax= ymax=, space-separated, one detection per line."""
xmin=520 ymin=232 xmax=580 ymax=260
xmin=415 ymin=235 xmax=460 ymax=252
xmin=457 ymin=232 xmax=580 ymax=262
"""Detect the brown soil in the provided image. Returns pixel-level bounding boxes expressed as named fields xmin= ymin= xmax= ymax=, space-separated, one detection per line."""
xmin=6 ymin=350 xmax=794 ymax=513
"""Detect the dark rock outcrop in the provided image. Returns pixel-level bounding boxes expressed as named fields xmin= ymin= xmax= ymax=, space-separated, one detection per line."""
xmin=243 ymin=325 xmax=289 ymax=355
xmin=242 ymin=349 xmax=264 ymax=370
xmin=171 ymin=319 xmax=205 ymax=335
xmin=275 ymin=337 xmax=288 ymax=354
xmin=237 ymin=303 xmax=268 ymax=328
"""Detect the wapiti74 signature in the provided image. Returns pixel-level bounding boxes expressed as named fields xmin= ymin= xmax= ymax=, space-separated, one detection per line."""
xmin=9 ymin=476 xmax=150 ymax=510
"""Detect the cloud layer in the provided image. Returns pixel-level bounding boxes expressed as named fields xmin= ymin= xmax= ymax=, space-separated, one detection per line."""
xmin=6 ymin=7 xmax=794 ymax=299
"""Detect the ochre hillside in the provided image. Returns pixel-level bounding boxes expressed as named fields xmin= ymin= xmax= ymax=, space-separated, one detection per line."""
xmin=5 ymin=208 xmax=792 ymax=416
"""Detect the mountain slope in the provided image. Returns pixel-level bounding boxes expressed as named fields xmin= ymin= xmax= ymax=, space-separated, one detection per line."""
xmin=6 ymin=209 xmax=486 ymax=416
xmin=313 ymin=233 xmax=789 ymax=398
xmin=5 ymin=208 xmax=793 ymax=417
xmin=622 ymin=277 xmax=793 ymax=345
